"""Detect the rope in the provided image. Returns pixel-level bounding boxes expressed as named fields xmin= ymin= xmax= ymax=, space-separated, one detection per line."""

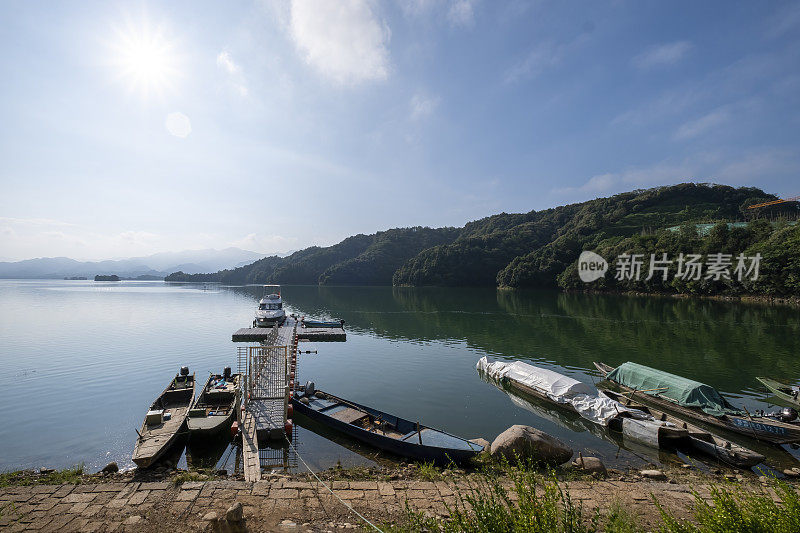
xmin=283 ymin=433 xmax=384 ymax=533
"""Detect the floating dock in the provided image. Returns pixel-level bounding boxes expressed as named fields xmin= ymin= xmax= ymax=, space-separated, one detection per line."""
xmin=235 ymin=316 xmax=345 ymax=481
xmin=232 ymin=318 xmax=346 ymax=342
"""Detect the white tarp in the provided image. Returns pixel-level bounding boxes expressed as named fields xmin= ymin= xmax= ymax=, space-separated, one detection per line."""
xmin=477 ymin=357 xmax=659 ymax=428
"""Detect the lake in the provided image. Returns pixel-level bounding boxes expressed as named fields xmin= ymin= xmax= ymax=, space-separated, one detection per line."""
xmin=1 ymin=279 xmax=799 ymax=474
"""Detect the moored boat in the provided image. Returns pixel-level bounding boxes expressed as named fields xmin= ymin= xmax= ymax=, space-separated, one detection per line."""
xmin=301 ymin=319 xmax=345 ymax=329
xmin=599 ymin=389 xmax=764 ymax=468
xmin=253 ymin=285 xmax=286 ymax=327
xmin=187 ymin=368 xmax=241 ymax=437
xmin=292 ymin=384 xmax=482 ymax=464
xmin=133 ymin=367 xmax=195 ymax=468
xmin=756 ymin=377 xmax=800 ymax=408
xmin=477 ymin=357 xmax=688 ymax=448
xmin=595 ymin=362 xmax=800 ymax=445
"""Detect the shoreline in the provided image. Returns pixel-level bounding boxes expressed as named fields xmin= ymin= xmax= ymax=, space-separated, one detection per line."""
xmin=2 ymin=462 xmax=790 ymax=532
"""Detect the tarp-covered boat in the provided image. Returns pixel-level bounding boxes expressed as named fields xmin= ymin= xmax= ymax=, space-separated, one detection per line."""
xmin=292 ymin=385 xmax=482 ymax=464
xmin=133 ymin=367 xmax=195 ymax=468
xmin=477 ymin=357 xmax=687 ymax=448
xmin=596 ymin=362 xmax=800 ymax=445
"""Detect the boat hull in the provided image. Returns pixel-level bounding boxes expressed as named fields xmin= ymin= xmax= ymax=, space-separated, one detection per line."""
xmin=292 ymin=393 xmax=481 ymax=464
xmin=757 ymin=377 xmax=800 ymax=408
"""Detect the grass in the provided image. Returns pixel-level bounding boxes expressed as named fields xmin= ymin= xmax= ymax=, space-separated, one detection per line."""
xmin=383 ymin=460 xmax=800 ymax=533
xmin=416 ymin=461 xmax=441 ymax=482
xmin=0 ymin=465 xmax=84 ymax=487
xmin=657 ymin=478 xmax=800 ymax=533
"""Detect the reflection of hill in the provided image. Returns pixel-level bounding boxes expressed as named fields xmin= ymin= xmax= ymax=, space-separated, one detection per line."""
xmin=221 ymin=285 xmax=800 ymax=398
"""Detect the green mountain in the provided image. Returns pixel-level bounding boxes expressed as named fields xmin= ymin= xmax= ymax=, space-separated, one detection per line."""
xmin=166 ymin=183 xmax=800 ymax=295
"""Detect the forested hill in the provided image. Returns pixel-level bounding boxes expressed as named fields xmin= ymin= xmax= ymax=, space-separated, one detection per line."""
xmin=166 ymin=184 xmax=800 ymax=294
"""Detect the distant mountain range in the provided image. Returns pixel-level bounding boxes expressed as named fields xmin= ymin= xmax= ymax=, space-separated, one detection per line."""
xmin=0 ymin=248 xmax=266 ymax=279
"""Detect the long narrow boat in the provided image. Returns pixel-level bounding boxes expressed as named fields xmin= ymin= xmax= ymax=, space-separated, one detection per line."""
xmin=757 ymin=377 xmax=800 ymax=407
xmin=187 ymin=368 xmax=241 ymax=437
xmin=133 ymin=368 xmax=195 ymax=468
xmin=301 ymin=319 xmax=345 ymax=329
xmin=599 ymin=389 xmax=764 ymax=467
xmin=595 ymin=362 xmax=800 ymax=445
xmin=292 ymin=386 xmax=482 ymax=464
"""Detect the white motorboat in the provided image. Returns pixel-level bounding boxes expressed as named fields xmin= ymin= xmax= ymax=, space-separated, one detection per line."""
xmin=253 ymin=284 xmax=286 ymax=327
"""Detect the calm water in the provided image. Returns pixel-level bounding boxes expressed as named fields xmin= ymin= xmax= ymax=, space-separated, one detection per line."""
xmin=1 ymin=280 xmax=799 ymax=473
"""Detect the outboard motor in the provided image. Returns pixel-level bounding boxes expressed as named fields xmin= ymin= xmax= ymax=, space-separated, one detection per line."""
xmin=180 ymin=366 xmax=190 ymax=377
xmin=223 ymin=367 xmax=232 ymax=379
xmin=304 ymin=381 xmax=316 ymax=398
xmin=781 ymin=407 xmax=798 ymax=422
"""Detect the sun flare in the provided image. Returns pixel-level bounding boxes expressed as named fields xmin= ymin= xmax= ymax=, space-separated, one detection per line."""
xmin=108 ymin=19 xmax=178 ymax=98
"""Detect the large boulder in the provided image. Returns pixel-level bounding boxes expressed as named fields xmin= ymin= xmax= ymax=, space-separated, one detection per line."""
xmin=490 ymin=425 xmax=573 ymax=465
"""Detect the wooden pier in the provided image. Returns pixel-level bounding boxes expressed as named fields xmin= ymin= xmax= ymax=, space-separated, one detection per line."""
xmin=236 ymin=316 xmax=345 ymax=481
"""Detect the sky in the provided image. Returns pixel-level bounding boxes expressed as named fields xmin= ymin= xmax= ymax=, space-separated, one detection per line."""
xmin=1 ymin=0 xmax=799 ymax=261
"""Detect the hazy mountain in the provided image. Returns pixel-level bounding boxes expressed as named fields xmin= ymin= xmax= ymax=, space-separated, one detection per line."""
xmin=0 ymin=248 xmax=265 ymax=279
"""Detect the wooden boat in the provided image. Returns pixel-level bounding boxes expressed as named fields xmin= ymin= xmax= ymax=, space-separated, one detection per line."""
xmin=757 ymin=377 xmax=800 ymax=407
xmin=133 ymin=368 xmax=195 ymax=468
xmin=292 ymin=387 xmax=482 ymax=464
xmin=595 ymin=362 xmax=800 ymax=445
xmin=301 ymin=319 xmax=344 ymax=329
xmin=187 ymin=369 xmax=241 ymax=437
xmin=599 ymin=389 xmax=764 ymax=468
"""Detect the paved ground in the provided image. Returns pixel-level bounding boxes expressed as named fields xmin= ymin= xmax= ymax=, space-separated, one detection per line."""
xmin=0 ymin=474 xmax=711 ymax=532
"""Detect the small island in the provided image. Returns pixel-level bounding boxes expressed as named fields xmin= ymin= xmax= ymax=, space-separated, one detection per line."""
xmin=94 ymin=274 xmax=120 ymax=281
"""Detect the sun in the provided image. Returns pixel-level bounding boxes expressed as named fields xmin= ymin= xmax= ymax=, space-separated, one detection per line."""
xmin=108 ymin=18 xmax=179 ymax=98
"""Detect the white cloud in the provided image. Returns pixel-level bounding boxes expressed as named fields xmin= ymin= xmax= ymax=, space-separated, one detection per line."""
xmin=633 ymin=41 xmax=692 ymax=69
xmin=552 ymin=148 xmax=800 ymax=200
xmin=447 ymin=0 xmax=476 ymax=28
xmin=504 ymin=43 xmax=563 ymax=84
xmin=673 ymin=108 xmax=731 ymax=140
xmin=409 ymin=93 xmax=440 ymax=120
xmin=289 ymin=0 xmax=390 ymax=85
xmin=230 ymin=233 xmax=298 ymax=254
xmin=164 ymin=112 xmax=192 ymax=138
xmin=216 ymin=51 xmax=240 ymax=75
xmin=216 ymin=51 xmax=249 ymax=96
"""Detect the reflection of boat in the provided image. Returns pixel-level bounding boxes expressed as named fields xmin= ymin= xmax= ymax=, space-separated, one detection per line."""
xmin=292 ymin=385 xmax=482 ymax=464
xmin=477 ymin=357 xmax=688 ymax=448
xmin=188 ymin=368 xmax=241 ymax=436
xmin=133 ymin=368 xmax=195 ymax=468
xmin=253 ymin=285 xmax=286 ymax=327
xmin=600 ymin=389 xmax=764 ymax=468
xmin=595 ymin=362 xmax=800 ymax=445
xmin=757 ymin=377 xmax=800 ymax=407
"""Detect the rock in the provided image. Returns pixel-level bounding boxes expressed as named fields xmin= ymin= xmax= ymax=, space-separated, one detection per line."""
xmin=783 ymin=469 xmax=800 ymax=478
xmin=680 ymin=464 xmax=692 ymax=469
xmin=226 ymin=501 xmax=243 ymax=522
xmin=571 ymin=456 xmax=606 ymax=477
xmin=280 ymin=519 xmax=297 ymax=528
xmin=640 ymin=469 xmax=667 ymax=481
xmin=469 ymin=437 xmax=491 ymax=451
xmin=39 ymin=467 xmax=55 ymax=474
xmin=101 ymin=462 xmax=119 ymax=474
xmin=202 ymin=512 xmax=218 ymax=521
xmin=490 ymin=425 xmax=573 ymax=465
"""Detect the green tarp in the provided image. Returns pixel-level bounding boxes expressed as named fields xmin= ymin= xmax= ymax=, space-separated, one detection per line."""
xmin=607 ymin=362 xmax=741 ymax=417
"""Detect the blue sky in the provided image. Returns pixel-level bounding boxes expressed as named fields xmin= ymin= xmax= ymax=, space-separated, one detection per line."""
xmin=1 ymin=1 xmax=799 ymax=261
